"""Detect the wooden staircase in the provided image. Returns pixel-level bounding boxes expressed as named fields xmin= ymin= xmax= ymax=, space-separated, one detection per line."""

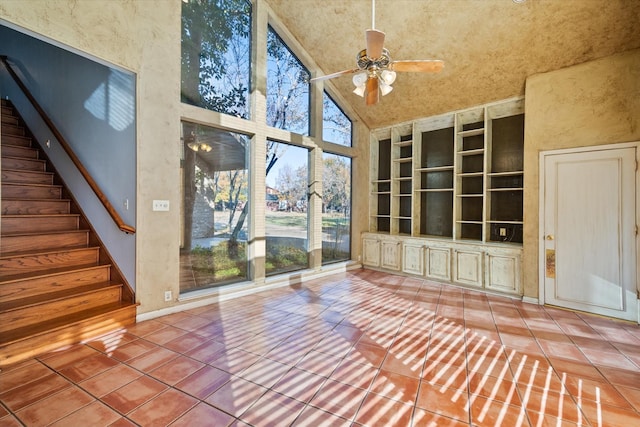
xmin=0 ymin=99 xmax=137 ymax=367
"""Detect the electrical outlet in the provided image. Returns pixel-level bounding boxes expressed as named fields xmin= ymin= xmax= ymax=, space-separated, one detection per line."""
xmin=153 ymin=200 xmax=170 ymax=211
xmin=164 ymin=290 xmax=172 ymax=302
xmin=499 ymin=227 xmax=507 ymax=237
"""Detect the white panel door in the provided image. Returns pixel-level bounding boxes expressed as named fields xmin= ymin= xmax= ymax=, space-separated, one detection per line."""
xmin=542 ymin=146 xmax=637 ymax=321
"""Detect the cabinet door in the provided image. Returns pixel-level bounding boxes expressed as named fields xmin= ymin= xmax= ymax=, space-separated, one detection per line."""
xmin=362 ymin=238 xmax=380 ymax=267
xmin=403 ymin=244 xmax=424 ymax=275
xmin=453 ymin=249 xmax=483 ymax=287
xmin=381 ymin=241 xmax=401 ymax=271
xmin=485 ymin=250 xmax=521 ymax=295
xmin=425 ymin=246 xmax=451 ymax=281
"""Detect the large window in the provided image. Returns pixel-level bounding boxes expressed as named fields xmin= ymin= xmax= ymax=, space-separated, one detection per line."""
xmin=180 ymin=2 xmax=356 ymax=288
xmin=181 ymin=0 xmax=251 ymax=119
xmin=265 ymin=141 xmax=309 ymax=275
xmin=180 ymin=122 xmax=249 ymax=291
xmin=266 ymin=26 xmax=310 ymax=135
xmin=323 ymin=92 xmax=352 ymax=146
xmin=322 ymin=153 xmax=351 ymax=264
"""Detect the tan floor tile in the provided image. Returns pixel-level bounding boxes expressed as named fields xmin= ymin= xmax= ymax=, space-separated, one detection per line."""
xmin=0 ymin=373 xmax=71 ymax=411
xmin=171 ymin=402 xmax=235 ymax=427
xmin=354 ymin=392 xmax=414 ymax=426
xmin=48 ymin=401 xmax=121 ymax=426
xmin=205 ymin=376 xmax=268 ymax=418
xmin=102 ymin=375 xmax=168 ymax=414
xmin=149 ymin=355 xmax=205 ymax=385
xmin=241 ymin=390 xmax=305 ymax=426
xmin=15 ymin=386 xmax=94 ymax=426
xmin=128 ymin=388 xmax=198 ymax=426
xmin=175 ymin=365 xmax=232 ymax=399
xmin=78 ymin=363 xmax=142 ymax=397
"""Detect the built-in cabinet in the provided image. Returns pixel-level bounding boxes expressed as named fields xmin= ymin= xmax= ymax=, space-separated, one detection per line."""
xmin=362 ymin=233 xmax=522 ymax=295
xmin=366 ymin=98 xmax=524 ymax=297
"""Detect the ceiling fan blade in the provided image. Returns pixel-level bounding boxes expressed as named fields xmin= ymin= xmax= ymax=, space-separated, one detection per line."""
xmin=366 ymin=29 xmax=385 ymax=59
xmin=365 ymin=75 xmax=379 ymax=106
xmin=390 ymin=60 xmax=444 ymax=73
xmin=310 ymin=68 xmax=359 ymax=82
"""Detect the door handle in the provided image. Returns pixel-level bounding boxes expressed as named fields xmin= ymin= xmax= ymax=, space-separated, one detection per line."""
xmin=545 ymin=235 xmax=554 ymax=240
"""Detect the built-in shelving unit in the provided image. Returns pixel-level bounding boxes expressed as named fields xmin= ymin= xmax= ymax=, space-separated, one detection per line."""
xmin=365 ymin=98 xmax=525 ymax=297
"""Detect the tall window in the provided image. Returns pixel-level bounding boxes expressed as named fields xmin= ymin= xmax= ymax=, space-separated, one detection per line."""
xmin=181 ymin=0 xmax=251 ymax=119
xmin=265 ymin=141 xmax=309 ymax=275
xmin=323 ymin=92 xmax=352 ymax=146
xmin=180 ymin=122 xmax=249 ymax=291
xmin=322 ymin=153 xmax=351 ymax=264
xmin=266 ymin=26 xmax=310 ymax=135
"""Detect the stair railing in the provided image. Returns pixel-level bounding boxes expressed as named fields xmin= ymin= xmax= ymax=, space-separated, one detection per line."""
xmin=1 ymin=55 xmax=135 ymax=234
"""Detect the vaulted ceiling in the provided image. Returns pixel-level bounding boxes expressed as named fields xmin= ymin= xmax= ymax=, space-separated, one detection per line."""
xmin=265 ymin=0 xmax=640 ymax=129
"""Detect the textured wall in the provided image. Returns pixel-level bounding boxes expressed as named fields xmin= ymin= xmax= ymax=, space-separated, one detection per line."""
xmin=0 ymin=0 xmax=182 ymax=312
xmin=522 ymin=48 xmax=640 ymax=299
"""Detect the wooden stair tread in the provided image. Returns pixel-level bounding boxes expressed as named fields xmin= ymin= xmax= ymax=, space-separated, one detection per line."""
xmin=1 ymin=182 xmax=61 ymax=188
xmin=0 ymin=154 xmax=42 ymax=161
xmin=0 ymin=281 xmax=122 ymax=312
xmin=0 ymin=301 xmax=137 ymax=347
xmin=1 ymin=229 xmax=88 ymax=239
xmin=0 ymin=264 xmax=112 ymax=285
xmin=0 ymin=245 xmax=98 ymax=259
xmin=0 ymin=263 xmax=103 ymax=283
xmin=1 ymin=167 xmax=53 ymax=174
xmin=0 ymin=144 xmax=37 ymax=152
xmin=1 ymin=198 xmax=70 ymax=203
xmin=1 ymin=214 xmax=79 ymax=219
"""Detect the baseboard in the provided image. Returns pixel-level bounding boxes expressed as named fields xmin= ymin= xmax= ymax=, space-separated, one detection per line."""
xmin=137 ymin=261 xmax=362 ymax=323
xmin=521 ymin=296 xmax=539 ymax=305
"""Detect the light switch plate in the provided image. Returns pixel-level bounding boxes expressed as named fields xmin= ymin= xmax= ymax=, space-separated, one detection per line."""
xmin=153 ymin=200 xmax=170 ymax=211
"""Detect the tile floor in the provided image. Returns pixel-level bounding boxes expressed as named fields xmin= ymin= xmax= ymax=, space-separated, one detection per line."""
xmin=1 ymin=269 xmax=640 ymax=426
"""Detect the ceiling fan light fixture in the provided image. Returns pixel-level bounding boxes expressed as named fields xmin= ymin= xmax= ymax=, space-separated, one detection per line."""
xmin=187 ymin=141 xmax=212 ymax=152
xmin=352 ymin=72 xmax=368 ymax=97
xmin=352 ymin=72 xmax=368 ymax=87
xmin=379 ymin=80 xmax=393 ymax=96
xmin=380 ymin=69 xmax=396 ymax=85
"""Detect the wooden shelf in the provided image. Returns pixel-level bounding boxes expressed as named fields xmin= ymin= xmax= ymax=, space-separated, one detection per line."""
xmin=417 ymin=165 xmax=454 ymax=172
xmin=394 ymin=140 xmax=413 ymax=147
xmin=458 ymin=128 xmax=485 ymax=137
xmin=488 ymin=187 xmax=523 ymax=192
xmin=393 ymin=157 xmax=413 ymax=163
xmin=488 ymin=171 xmax=523 ymax=177
xmin=416 ymin=188 xmax=454 ymax=193
xmin=457 ymin=148 xmax=484 ymax=156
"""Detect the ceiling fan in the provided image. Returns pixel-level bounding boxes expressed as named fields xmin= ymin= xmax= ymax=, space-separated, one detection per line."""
xmin=310 ymin=0 xmax=444 ymax=106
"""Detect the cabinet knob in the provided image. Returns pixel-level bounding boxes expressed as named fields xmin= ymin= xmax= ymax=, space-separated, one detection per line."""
xmin=545 ymin=234 xmax=554 ymax=241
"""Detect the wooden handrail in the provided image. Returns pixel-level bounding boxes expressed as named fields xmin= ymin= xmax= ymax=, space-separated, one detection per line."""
xmin=1 ymin=55 xmax=135 ymax=234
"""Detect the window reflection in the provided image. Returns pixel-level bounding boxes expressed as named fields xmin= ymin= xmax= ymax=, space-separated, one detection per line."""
xmin=266 ymin=26 xmax=310 ymax=135
xmin=181 ymin=0 xmax=251 ymax=119
xmin=322 ymin=153 xmax=351 ymax=264
xmin=323 ymin=92 xmax=352 ymax=146
xmin=180 ymin=122 xmax=249 ymax=291
xmin=266 ymin=141 xmax=309 ymax=275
